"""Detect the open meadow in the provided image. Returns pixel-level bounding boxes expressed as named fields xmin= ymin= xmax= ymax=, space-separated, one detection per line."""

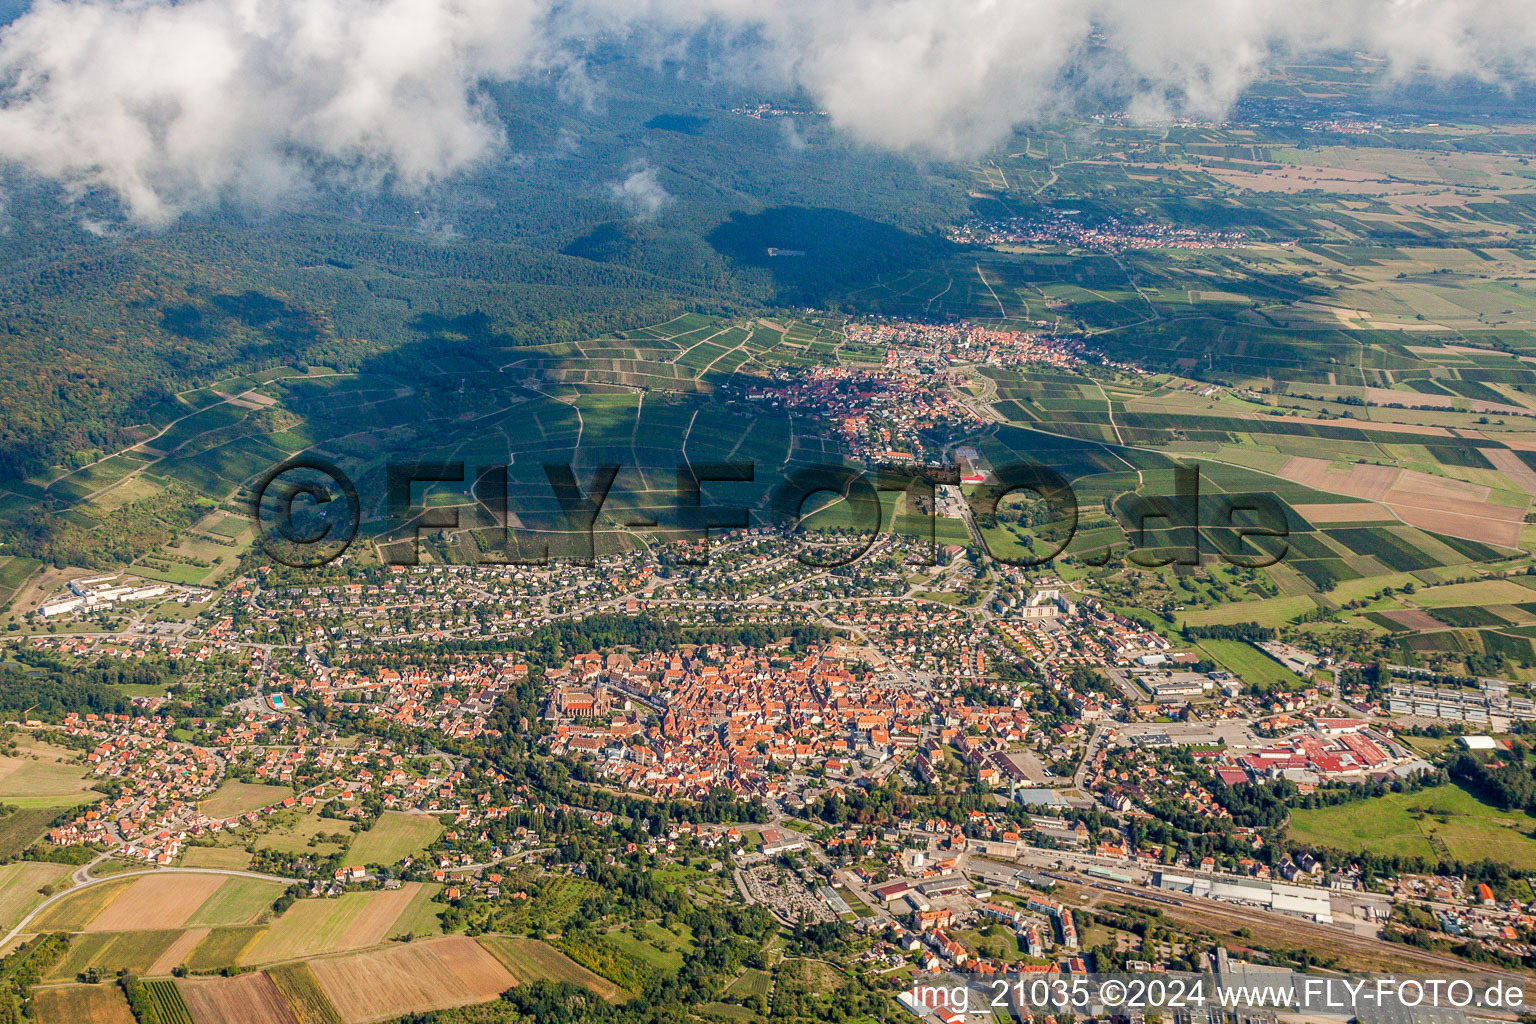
xmin=343 ymin=812 xmax=442 ymax=867
xmin=198 ymin=782 xmax=294 ymax=820
xmin=1287 ymin=784 xmax=1536 ymax=868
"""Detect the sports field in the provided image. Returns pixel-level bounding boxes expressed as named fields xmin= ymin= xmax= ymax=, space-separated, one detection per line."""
xmin=1287 ymin=783 xmax=1536 ymax=868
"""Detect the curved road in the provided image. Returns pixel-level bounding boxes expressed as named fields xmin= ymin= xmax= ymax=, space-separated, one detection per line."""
xmin=2 ymin=865 xmax=294 ymax=949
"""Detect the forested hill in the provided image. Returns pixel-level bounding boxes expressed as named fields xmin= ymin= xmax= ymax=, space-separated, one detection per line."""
xmin=0 ymin=54 xmax=969 ymax=485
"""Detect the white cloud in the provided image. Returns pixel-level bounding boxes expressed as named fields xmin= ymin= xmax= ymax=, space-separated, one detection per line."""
xmin=0 ymin=0 xmax=1534 ymax=223
xmin=0 ymin=0 xmax=549 ymax=223
xmin=608 ymin=164 xmax=670 ymax=220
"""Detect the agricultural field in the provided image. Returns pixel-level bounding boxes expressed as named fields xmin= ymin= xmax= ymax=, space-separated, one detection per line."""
xmin=184 ymin=926 xmax=266 ymax=972
xmin=47 ymin=929 xmax=184 ymax=981
xmin=241 ymin=884 xmax=429 ymax=964
xmin=146 ymin=929 xmax=211 ymax=976
xmin=0 ymin=736 xmax=100 ymax=809
xmin=0 ymin=862 xmax=70 ymax=933
xmin=140 ymin=981 xmax=194 ymax=1024
xmin=1287 ymin=784 xmax=1536 ymax=868
xmin=266 ymin=963 xmax=344 ymax=1024
xmin=722 ymin=968 xmax=773 ymax=1001
xmin=31 ymin=983 xmax=136 ymax=1024
xmin=32 ymin=877 xmax=137 ymax=932
xmin=180 ymin=846 xmax=253 ymax=870
xmin=477 ymin=935 xmax=626 ymax=1002
xmin=34 ymin=873 xmax=280 ymax=941
xmin=185 ymin=877 xmax=285 ymax=928
xmin=179 ymin=970 xmax=299 ymax=1024
xmin=85 ymin=874 xmax=227 ymax=932
xmin=305 ymin=935 xmax=517 ymax=1024
xmin=0 ymin=807 xmax=70 ymax=860
xmin=342 ymin=812 xmax=442 ymax=867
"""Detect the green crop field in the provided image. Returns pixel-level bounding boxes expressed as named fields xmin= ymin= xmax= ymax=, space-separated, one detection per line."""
xmin=186 ymin=877 xmax=284 ymax=928
xmin=724 ymin=968 xmax=773 ymax=1000
xmin=184 ymin=926 xmax=265 ymax=972
xmin=1288 ymin=784 xmax=1536 ymax=868
xmin=47 ymin=930 xmax=183 ymax=981
xmin=344 ymin=811 xmax=443 ymax=867
xmin=142 ymin=980 xmax=194 ymax=1024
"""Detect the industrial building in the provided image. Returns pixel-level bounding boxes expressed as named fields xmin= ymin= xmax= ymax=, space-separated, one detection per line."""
xmin=1154 ymin=871 xmax=1333 ymax=923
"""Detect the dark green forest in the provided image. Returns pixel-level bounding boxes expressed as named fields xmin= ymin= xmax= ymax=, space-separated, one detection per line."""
xmin=0 ymin=55 xmax=969 ymax=486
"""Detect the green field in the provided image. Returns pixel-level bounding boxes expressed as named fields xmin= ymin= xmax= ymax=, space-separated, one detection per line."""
xmin=386 ymin=882 xmax=444 ymax=939
xmin=252 ymin=808 xmax=354 ymax=856
xmin=344 ymin=812 xmax=443 ymax=867
xmin=600 ymin=922 xmax=694 ymax=971
xmin=142 ymin=979 xmax=194 ymax=1024
xmin=197 ymin=782 xmax=292 ymax=820
xmin=184 ymin=925 xmax=265 ymax=972
xmin=0 ymin=861 xmax=70 ymax=932
xmin=1197 ymin=639 xmax=1308 ymax=691
xmin=0 ymin=807 xmax=73 ymax=859
xmin=179 ymin=846 xmax=252 ymax=870
xmin=495 ymin=876 xmax=601 ymax=931
xmin=723 ymin=968 xmax=773 ymax=1000
xmin=1288 ymin=783 xmax=1536 ymax=868
xmin=240 ymin=884 xmax=425 ymax=963
xmin=47 ymin=929 xmax=182 ymax=981
xmin=186 ymin=877 xmax=283 ymax=928
xmin=0 ymin=739 xmax=100 ymax=809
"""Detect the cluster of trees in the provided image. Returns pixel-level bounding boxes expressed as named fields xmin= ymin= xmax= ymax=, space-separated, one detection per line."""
xmin=1448 ymin=744 xmax=1536 ymax=813
xmin=1180 ymin=622 xmax=1275 ymax=642
xmin=404 ymin=614 xmax=835 ymax=671
xmin=0 ymin=651 xmax=174 ymax=719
